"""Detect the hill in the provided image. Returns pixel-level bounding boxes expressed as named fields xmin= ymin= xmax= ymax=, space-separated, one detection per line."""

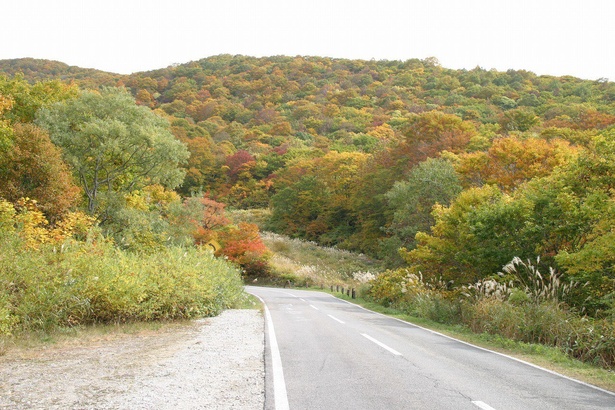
xmin=2 ymin=53 xmax=615 ymax=267
xmin=0 ymin=58 xmax=122 ymax=88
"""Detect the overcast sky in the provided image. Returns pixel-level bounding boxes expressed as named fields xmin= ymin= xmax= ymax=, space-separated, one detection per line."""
xmin=4 ymin=0 xmax=615 ymax=81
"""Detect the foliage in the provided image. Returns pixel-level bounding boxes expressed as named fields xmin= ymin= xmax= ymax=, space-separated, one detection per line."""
xmin=0 ymin=123 xmax=81 ymax=221
xmin=217 ymin=222 xmax=270 ymax=277
xmin=0 ymin=94 xmax=14 ymax=151
xmin=36 ymin=87 xmax=189 ymax=214
xmin=402 ymin=184 xmax=525 ymax=284
xmin=3 ymin=55 xmax=615 ymax=322
xmin=268 ymin=151 xmax=369 ymax=246
xmin=0 ymin=73 xmax=77 ymax=124
xmin=384 ymin=157 xmax=462 ymax=255
xmin=455 ymin=136 xmax=578 ymax=192
xmin=1 ymin=199 xmax=96 ymax=249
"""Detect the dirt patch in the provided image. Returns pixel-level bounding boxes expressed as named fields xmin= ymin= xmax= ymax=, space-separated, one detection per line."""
xmin=0 ymin=310 xmax=264 ymax=409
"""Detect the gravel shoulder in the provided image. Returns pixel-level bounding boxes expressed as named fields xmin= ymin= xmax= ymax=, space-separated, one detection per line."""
xmin=0 ymin=309 xmax=265 ymax=409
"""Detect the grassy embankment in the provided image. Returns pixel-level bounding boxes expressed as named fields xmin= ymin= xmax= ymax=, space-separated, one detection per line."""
xmin=229 ymin=208 xmax=381 ymax=288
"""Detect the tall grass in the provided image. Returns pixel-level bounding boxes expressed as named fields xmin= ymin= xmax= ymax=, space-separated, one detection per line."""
xmin=0 ymin=230 xmax=245 ymax=334
xmin=260 ymin=232 xmax=381 ymax=288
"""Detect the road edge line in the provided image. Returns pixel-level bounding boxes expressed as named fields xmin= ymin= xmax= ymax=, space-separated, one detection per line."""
xmin=251 ymin=294 xmax=290 ymax=410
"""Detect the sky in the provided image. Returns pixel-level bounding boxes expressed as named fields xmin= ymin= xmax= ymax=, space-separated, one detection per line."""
xmin=4 ymin=0 xmax=615 ymax=81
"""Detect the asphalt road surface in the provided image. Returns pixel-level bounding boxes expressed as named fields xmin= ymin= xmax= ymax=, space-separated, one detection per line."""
xmin=246 ymin=286 xmax=615 ymax=410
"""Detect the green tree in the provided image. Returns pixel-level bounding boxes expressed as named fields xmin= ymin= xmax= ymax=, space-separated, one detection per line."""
xmin=403 ymin=180 xmax=550 ymax=285
xmin=268 ymin=175 xmax=330 ymax=240
xmin=36 ymin=87 xmax=189 ymax=214
xmin=0 ymin=74 xmax=77 ymax=123
xmin=385 ymin=158 xmax=462 ymax=250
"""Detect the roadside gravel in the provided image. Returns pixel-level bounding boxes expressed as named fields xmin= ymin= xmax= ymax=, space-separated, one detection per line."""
xmin=0 ymin=309 xmax=265 ymax=409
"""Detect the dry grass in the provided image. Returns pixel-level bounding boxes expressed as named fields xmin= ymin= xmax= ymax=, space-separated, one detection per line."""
xmin=260 ymin=232 xmax=382 ymax=287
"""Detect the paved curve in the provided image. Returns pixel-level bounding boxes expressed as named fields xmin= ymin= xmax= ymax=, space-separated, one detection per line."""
xmin=246 ymin=286 xmax=615 ymax=410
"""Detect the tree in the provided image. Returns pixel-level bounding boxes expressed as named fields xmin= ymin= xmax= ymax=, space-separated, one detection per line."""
xmin=498 ymin=108 xmax=540 ymax=133
xmin=178 ymin=135 xmax=223 ymax=196
xmin=393 ymin=111 xmax=476 ymax=173
xmin=36 ymin=87 xmax=189 ymax=214
xmin=455 ymin=137 xmax=578 ymax=192
xmin=268 ymin=175 xmax=330 ymax=239
xmin=0 ymin=123 xmax=81 ymax=221
xmin=385 ymin=158 xmax=462 ymax=249
xmin=403 ymin=185 xmax=532 ymax=284
xmin=0 ymin=75 xmax=77 ymax=151
xmin=0 ymin=94 xmax=13 ymax=151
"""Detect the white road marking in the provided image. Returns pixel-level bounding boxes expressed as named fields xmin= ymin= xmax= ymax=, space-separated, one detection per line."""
xmin=361 ymin=333 xmax=402 ymax=356
xmin=327 ymin=314 xmax=345 ymax=324
xmin=310 ymin=304 xmax=319 ymax=310
xmin=299 ymin=298 xmax=306 ymax=302
xmin=472 ymin=401 xmax=496 ymax=410
xmin=253 ymin=295 xmax=289 ymax=410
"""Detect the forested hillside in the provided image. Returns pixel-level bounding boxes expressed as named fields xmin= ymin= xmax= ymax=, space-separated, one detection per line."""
xmin=2 ymin=56 xmax=615 ymax=357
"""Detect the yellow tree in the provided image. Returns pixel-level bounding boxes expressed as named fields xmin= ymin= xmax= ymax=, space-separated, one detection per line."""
xmin=456 ymin=137 xmax=578 ymax=192
xmin=0 ymin=124 xmax=81 ymax=221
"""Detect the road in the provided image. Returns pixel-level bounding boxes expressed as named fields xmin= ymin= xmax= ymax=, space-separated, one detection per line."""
xmin=246 ymin=286 xmax=615 ymax=410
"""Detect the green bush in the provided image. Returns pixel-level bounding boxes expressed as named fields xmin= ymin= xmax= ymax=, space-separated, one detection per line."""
xmin=0 ymin=230 xmax=244 ymax=334
xmin=411 ymin=292 xmax=462 ymax=325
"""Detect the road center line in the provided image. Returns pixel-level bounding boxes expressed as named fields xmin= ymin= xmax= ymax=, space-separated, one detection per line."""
xmin=327 ymin=314 xmax=345 ymax=324
xmin=310 ymin=304 xmax=319 ymax=310
xmin=472 ymin=401 xmax=496 ymax=410
xmin=361 ymin=333 xmax=402 ymax=356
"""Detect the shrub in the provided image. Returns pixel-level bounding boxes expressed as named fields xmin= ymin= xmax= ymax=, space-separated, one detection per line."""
xmin=217 ymin=222 xmax=271 ymax=277
xmin=412 ymin=292 xmax=462 ymax=325
xmin=0 ymin=229 xmax=244 ymax=334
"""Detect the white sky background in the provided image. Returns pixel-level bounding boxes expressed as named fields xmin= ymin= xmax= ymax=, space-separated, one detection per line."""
xmin=4 ymin=0 xmax=615 ymax=80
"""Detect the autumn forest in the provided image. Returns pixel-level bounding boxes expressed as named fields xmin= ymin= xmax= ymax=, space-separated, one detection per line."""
xmin=1 ymin=55 xmax=615 ymax=367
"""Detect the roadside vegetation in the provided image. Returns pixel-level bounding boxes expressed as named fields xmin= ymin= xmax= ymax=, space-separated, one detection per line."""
xmin=0 ymin=76 xmax=263 ymax=339
xmin=0 ymin=199 xmax=247 ymax=336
